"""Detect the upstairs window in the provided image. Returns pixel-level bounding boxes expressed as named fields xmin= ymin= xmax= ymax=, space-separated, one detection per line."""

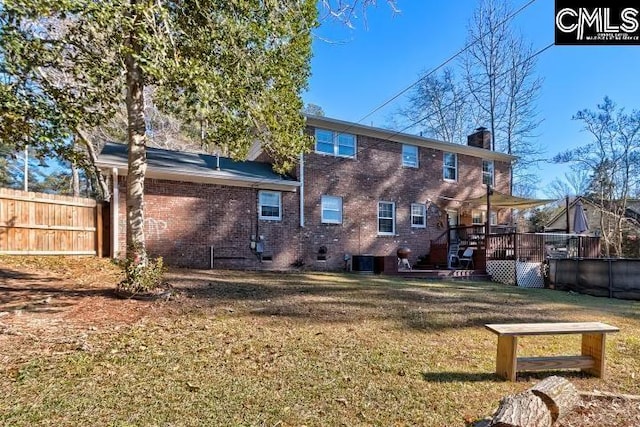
xmin=258 ymin=191 xmax=281 ymax=221
xmin=402 ymin=144 xmax=419 ymax=168
xmin=315 ymin=128 xmax=356 ymax=158
xmin=482 ymin=160 xmax=494 ymax=186
xmin=321 ymin=195 xmax=343 ymax=224
xmin=378 ymin=201 xmax=396 ymax=235
xmin=443 ymin=152 xmax=457 ymax=181
xmin=411 ymin=203 xmax=426 ymax=228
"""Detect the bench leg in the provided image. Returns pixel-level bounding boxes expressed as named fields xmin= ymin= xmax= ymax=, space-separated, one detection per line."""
xmin=582 ymin=333 xmax=606 ymax=378
xmin=496 ymin=335 xmax=518 ymax=381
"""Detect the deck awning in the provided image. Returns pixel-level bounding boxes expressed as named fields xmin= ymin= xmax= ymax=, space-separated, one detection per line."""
xmin=464 ymin=190 xmax=556 ymax=210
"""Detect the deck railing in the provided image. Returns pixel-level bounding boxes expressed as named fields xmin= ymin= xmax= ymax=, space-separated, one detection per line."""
xmin=487 ymin=233 xmax=601 ymax=262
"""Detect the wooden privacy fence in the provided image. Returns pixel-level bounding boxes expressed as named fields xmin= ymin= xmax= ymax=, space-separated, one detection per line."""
xmin=0 ymin=188 xmax=103 ymax=256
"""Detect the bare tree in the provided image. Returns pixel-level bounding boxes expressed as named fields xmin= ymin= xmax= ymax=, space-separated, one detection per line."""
xmin=462 ymin=0 xmax=543 ymax=195
xmin=319 ymin=0 xmax=400 ymax=28
xmin=554 ymin=97 xmax=640 ymax=256
xmin=398 ymin=67 xmax=472 ymax=143
xmin=90 ymin=87 xmax=206 ymax=154
xmin=547 ymin=168 xmax=591 ymax=201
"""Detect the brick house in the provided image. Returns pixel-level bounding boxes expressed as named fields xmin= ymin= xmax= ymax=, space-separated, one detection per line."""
xmin=96 ymin=114 xmax=515 ymax=270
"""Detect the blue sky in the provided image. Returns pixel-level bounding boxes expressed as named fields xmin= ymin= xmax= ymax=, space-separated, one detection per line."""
xmin=303 ymin=0 xmax=640 ymax=198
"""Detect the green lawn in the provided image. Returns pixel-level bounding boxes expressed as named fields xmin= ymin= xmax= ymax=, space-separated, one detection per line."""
xmin=1 ymin=261 xmax=639 ymax=426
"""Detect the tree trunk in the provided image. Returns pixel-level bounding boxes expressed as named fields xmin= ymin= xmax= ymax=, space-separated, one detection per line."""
xmin=70 ymin=154 xmax=80 ymax=197
xmin=491 ymin=391 xmax=552 ymax=427
xmin=124 ymin=3 xmax=147 ymax=266
xmin=75 ymin=129 xmax=111 ymax=201
xmin=530 ymin=375 xmax=580 ymax=423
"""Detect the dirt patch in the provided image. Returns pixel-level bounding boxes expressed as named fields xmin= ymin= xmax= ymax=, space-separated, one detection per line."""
xmin=0 ymin=257 xmax=153 ymax=367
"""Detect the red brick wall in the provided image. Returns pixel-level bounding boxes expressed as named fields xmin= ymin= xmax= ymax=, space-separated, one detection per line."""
xmin=297 ymin=130 xmax=512 ymax=270
xmin=116 ymin=177 xmax=301 ymax=269
xmin=114 ymin=129 xmax=511 ymax=271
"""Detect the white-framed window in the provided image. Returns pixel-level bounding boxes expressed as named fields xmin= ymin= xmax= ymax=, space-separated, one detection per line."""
xmin=411 ymin=203 xmax=426 ymax=228
xmin=321 ymin=195 xmax=342 ymax=224
xmin=378 ymin=201 xmax=396 ymax=235
xmin=443 ymin=152 xmax=457 ymax=181
xmin=314 ymin=128 xmax=356 ymax=158
xmin=482 ymin=160 xmax=494 ymax=186
xmin=402 ymin=144 xmax=419 ymax=168
xmin=472 ymin=210 xmax=498 ymax=225
xmin=472 ymin=210 xmax=485 ymax=225
xmin=258 ymin=190 xmax=281 ymax=221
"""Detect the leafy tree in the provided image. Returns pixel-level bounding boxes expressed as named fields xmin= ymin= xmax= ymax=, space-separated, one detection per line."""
xmin=1 ymin=1 xmax=317 ymax=291
xmin=554 ymin=97 xmax=640 ymax=256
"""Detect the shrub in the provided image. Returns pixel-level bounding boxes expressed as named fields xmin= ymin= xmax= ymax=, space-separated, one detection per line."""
xmin=117 ymin=256 xmax=166 ymax=295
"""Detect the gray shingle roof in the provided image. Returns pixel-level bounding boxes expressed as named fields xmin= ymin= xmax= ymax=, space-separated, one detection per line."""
xmin=97 ymin=142 xmax=298 ymax=190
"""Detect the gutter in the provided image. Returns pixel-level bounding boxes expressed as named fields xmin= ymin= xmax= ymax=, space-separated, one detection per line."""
xmin=96 ymin=162 xmax=300 ymax=192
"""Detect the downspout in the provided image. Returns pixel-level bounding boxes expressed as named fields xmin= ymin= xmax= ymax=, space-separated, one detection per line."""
xmin=299 ymin=153 xmax=305 ymax=228
xmin=111 ymin=168 xmax=119 ymax=259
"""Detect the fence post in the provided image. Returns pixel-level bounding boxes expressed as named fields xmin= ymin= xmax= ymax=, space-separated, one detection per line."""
xmin=608 ymin=259 xmax=613 ymax=299
xmin=96 ymin=202 xmax=103 ymax=258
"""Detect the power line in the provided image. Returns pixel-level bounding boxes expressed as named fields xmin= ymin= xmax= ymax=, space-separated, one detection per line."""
xmin=354 ymin=0 xmax=538 ymax=126
xmin=246 ymin=40 xmax=554 ymax=191
xmin=310 ymin=41 xmax=554 ymax=172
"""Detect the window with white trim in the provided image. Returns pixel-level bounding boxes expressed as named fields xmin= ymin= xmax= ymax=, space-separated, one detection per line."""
xmin=472 ymin=210 xmax=485 ymax=225
xmin=402 ymin=144 xmax=419 ymax=168
xmin=315 ymin=128 xmax=356 ymax=158
xmin=472 ymin=210 xmax=498 ymax=225
xmin=321 ymin=195 xmax=342 ymax=224
xmin=443 ymin=152 xmax=457 ymax=181
xmin=482 ymin=160 xmax=494 ymax=186
xmin=258 ymin=191 xmax=281 ymax=220
xmin=411 ymin=203 xmax=426 ymax=228
xmin=378 ymin=201 xmax=395 ymax=235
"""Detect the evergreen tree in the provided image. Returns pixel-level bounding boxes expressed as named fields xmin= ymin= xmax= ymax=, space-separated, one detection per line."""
xmin=1 ymin=0 xmax=316 ymax=290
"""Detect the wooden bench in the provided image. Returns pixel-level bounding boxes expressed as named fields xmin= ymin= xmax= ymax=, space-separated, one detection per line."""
xmin=485 ymin=322 xmax=619 ymax=381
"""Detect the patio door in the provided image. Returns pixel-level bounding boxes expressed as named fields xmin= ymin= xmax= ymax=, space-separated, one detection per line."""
xmin=447 ymin=210 xmax=459 ymax=242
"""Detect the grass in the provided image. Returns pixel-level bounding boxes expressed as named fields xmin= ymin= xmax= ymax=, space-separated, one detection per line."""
xmin=1 ymin=260 xmax=640 ymax=426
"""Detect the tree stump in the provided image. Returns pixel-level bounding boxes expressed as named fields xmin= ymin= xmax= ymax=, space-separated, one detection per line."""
xmin=530 ymin=375 xmax=580 ymax=423
xmin=491 ymin=391 xmax=552 ymax=427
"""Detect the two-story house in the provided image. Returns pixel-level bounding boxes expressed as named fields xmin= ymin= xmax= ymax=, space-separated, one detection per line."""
xmin=96 ymin=114 xmax=515 ymax=270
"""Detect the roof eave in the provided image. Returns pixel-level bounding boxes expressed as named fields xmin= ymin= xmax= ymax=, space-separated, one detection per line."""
xmin=304 ymin=115 xmax=517 ymax=163
xmin=96 ymin=162 xmax=299 ymax=192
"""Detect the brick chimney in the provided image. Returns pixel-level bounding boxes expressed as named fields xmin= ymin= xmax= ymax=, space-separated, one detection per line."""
xmin=467 ymin=127 xmax=491 ymax=150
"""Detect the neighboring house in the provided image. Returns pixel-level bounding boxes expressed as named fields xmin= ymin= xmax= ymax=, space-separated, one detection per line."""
xmin=545 ymin=196 xmax=640 ymax=257
xmin=96 ymin=114 xmax=515 ymax=270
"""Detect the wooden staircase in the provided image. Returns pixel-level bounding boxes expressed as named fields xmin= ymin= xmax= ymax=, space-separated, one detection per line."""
xmin=406 ymin=239 xmax=491 ymax=281
xmin=396 ymin=268 xmax=492 ymax=281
